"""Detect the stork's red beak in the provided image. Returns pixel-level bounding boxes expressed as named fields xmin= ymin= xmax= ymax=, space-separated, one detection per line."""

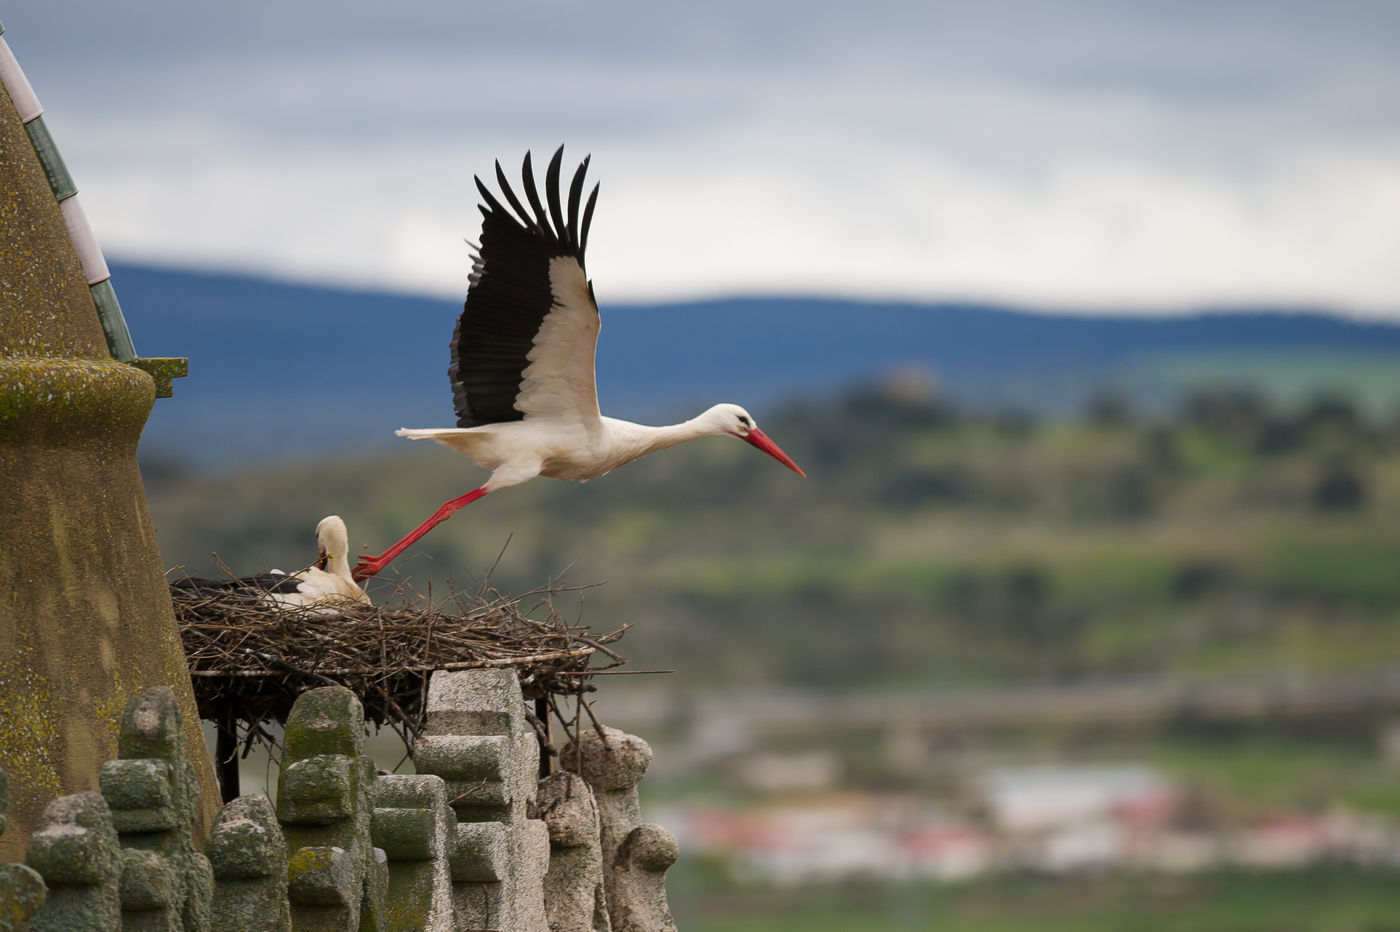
xmin=744 ymin=427 xmax=806 ymax=477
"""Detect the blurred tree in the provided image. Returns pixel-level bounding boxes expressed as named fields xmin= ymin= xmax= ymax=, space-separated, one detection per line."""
xmin=1141 ymin=425 xmax=1181 ymax=474
xmin=1312 ymin=455 xmax=1368 ymax=511
xmin=137 ymin=452 xmax=191 ymax=491
xmin=944 ymin=570 xmax=983 ymax=616
xmin=1107 ymin=464 xmax=1156 ymax=518
xmin=1252 ymin=417 xmax=1304 ymax=456
xmin=1182 ymin=385 xmax=1269 ymax=446
xmin=1172 ymin=559 xmax=1235 ymax=600
xmin=876 ymin=465 xmax=973 ymax=507
xmin=840 ymin=384 xmax=958 ymax=434
xmin=995 ymin=564 xmax=1064 ymax=649
xmin=991 ymin=408 xmax=1037 ymax=437
xmin=1086 ymin=386 xmax=1133 ymax=427
xmin=1298 ymin=392 xmax=1367 ymax=452
xmin=1004 ymin=564 xmax=1048 ymax=615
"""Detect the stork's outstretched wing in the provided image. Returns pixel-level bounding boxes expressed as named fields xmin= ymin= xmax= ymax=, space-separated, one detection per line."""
xmin=450 ymin=146 xmax=602 ymax=428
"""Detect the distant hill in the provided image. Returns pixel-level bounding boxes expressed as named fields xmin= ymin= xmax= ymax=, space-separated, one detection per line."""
xmin=111 ymin=262 xmax=1400 ymax=464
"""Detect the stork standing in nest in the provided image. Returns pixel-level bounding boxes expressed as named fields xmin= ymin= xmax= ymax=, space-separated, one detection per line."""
xmin=353 ymin=146 xmax=805 ymax=580
xmin=173 ymin=515 xmax=369 ymax=611
xmin=171 ymin=514 xmax=366 ymax=800
xmin=263 ymin=515 xmax=369 ymax=611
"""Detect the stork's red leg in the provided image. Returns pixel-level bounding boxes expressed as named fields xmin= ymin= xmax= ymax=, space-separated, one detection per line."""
xmin=352 ymin=486 xmax=489 ymax=580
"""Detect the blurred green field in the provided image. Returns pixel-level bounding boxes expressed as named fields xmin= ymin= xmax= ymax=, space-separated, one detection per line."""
xmin=145 ymin=381 xmax=1400 ymax=688
xmin=670 ymin=868 xmax=1400 ymax=931
xmin=1145 ymin=350 xmax=1400 ymax=418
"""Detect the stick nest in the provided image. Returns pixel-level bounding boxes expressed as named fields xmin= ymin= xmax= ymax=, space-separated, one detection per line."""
xmin=173 ymin=571 xmax=628 ymax=755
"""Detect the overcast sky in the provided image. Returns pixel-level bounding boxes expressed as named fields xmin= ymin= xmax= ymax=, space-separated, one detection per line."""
xmin=6 ymin=2 xmax=1400 ymax=314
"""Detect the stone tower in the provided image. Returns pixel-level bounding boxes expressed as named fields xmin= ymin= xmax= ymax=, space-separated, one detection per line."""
xmin=0 ymin=28 xmax=218 ymax=860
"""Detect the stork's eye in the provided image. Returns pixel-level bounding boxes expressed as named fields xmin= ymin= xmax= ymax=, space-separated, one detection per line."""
xmin=737 ymin=415 xmax=751 ymax=428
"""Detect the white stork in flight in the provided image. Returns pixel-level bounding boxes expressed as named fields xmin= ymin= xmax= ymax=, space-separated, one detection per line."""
xmin=352 ymin=146 xmax=805 ymax=580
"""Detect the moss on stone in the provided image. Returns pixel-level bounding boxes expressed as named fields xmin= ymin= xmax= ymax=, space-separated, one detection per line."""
xmin=0 ymin=325 xmax=216 ymax=856
xmin=0 ymin=861 xmax=47 ymax=927
xmin=286 ymin=845 xmax=354 ymax=908
xmin=282 ymin=688 xmax=365 ymax=759
xmin=0 ymin=357 xmax=152 ymax=442
xmin=0 ymin=85 xmax=106 ymax=359
xmin=207 ymin=794 xmax=289 ymax=929
xmin=0 ymin=634 xmax=63 ymax=823
xmin=128 ymin=357 xmax=187 ymax=399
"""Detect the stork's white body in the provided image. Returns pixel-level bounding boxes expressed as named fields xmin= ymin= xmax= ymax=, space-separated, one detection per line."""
xmin=262 ymin=515 xmax=370 ymax=611
xmin=397 ymin=413 xmax=734 ymax=489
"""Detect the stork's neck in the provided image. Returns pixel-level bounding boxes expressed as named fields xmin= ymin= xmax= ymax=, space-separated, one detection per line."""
xmin=603 ymin=415 xmax=717 ymax=465
xmin=320 ymin=537 xmax=355 ymax=582
xmin=322 ymin=547 xmax=354 ymax=582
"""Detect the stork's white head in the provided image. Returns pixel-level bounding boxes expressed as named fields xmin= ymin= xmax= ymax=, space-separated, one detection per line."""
xmin=315 ymin=515 xmax=351 ymax=569
xmin=701 ymin=404 xmax=806 ymax=477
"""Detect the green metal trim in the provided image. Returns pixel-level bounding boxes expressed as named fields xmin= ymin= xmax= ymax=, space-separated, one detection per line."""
xmin=129 ymin=357 xmax=188 ymax=399
xmin=23 ymin=115 xmax=77 ymax=200
xmin=89 ymin=278 xmax=137 ymax=362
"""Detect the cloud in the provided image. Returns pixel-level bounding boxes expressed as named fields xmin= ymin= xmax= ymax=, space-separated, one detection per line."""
xmin=6 ymin=1 xmax=1400 ymax=314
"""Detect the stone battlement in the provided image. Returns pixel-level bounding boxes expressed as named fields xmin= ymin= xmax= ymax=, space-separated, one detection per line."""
xmin=0 ymin=672 xmax=678 ymax=931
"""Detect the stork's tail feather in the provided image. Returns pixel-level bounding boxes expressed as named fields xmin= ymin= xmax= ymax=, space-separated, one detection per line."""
xmin=395 ymin=427 xmax=492 ymax=458
xmin=395 ymin=428 xmax=481 ymax=440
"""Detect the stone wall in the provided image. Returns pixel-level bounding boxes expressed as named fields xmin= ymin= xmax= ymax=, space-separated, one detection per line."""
xmin=0 ymin=673 xmax=679 ymax=931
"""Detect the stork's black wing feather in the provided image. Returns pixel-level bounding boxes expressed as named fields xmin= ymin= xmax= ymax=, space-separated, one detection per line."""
xmin=450 ymin=145 xmax=599 ymax=428
xmin=566 ymin=155 xmax=590 ymax=247
xmin=169 ymin=573 xmax=308 ymax=602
